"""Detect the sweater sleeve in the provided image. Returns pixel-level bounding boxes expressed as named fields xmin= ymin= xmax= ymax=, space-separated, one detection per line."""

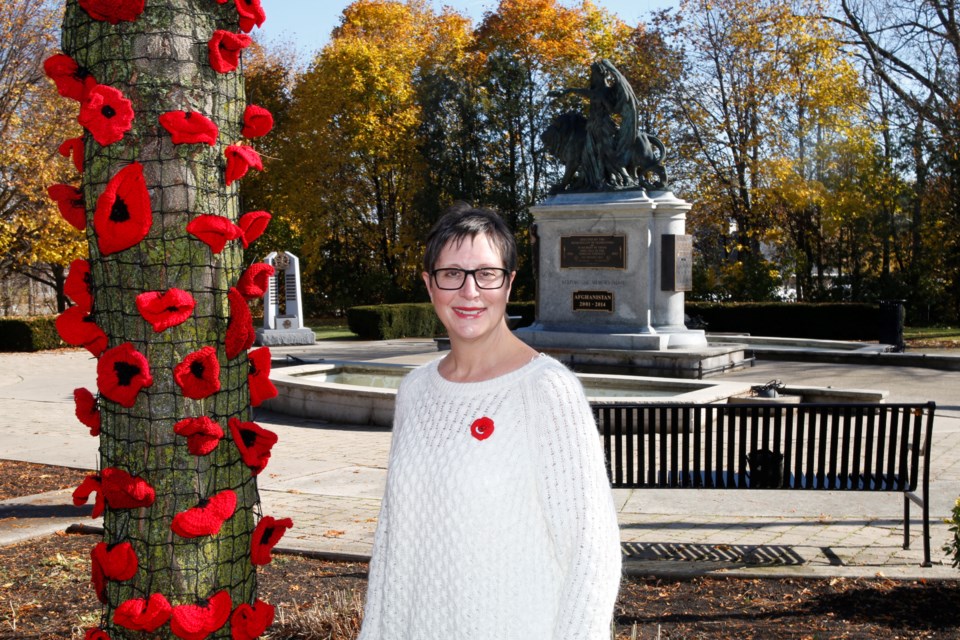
xmin=532 ymin=364 xmax=622 ymax=640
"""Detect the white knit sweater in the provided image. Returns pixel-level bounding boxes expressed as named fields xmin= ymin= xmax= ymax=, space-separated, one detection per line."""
xmin=358 ymin=354 xmax=622 ymax=640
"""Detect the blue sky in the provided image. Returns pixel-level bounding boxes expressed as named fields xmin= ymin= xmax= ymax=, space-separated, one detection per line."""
xmin=258 ymin=1 xmax=677 ymax=58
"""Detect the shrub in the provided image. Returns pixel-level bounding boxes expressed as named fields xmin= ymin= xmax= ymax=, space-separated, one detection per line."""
xmin=944 ymin=497 xmax=960 ymax=569
xmin=347 ymin=301 xmax=536 ymax=340
xmin=0 ymin=316 xmax=62 ymax=352
xmin=686 ymin=302 xmax=880 ymax=341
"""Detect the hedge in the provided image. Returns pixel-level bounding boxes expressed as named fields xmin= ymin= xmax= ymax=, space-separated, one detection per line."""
xmin=347 ymin=302 xmax=536 ymax=340
xmin=0 ymin=316 xmax=62 ymax=352
xmin=686 ymin=302 xmax=880 ymax=341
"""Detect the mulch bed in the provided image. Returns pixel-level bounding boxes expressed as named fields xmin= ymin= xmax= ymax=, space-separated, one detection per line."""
xmin=1 ymin=459 xmax=958 ymax=639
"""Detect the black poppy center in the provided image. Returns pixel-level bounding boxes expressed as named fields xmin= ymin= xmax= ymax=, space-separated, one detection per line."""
xmin=197 ymin=497 xmax=210 ymax=509
xmin=190 ymin=360 xmax=206 ymax=379
xmin=110 ymin=197 xmax=131 ymax=223
xmin=113 ymin=361 xmax=141 ymax=386
xmin=249 ymin=360 xmax=259 ymax=375
xmin=240 ymin=428 xmax=258 ymax=448
xmin=166 ymin=305 xmax=181 ymax=313
xmin=101 ymin=105 xmax=117 ymax=119
xmin=259 ymin=526 xmax=275 ymax=545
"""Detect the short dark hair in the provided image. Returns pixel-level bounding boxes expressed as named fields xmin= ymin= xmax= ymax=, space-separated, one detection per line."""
xmin=422 ymin=202 xmax=517 ymax=274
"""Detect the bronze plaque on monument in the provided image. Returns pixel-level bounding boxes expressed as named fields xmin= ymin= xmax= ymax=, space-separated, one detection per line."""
xmin=661 ymin=234 xmax=693 ymax=291
xmin=572 ymin=290 xmax=614 ymax=312
xmin=560 ymin=235 xmax=626 ymax=269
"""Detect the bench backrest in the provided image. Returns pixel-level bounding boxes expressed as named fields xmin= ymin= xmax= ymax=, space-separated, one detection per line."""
xmin=592 ymin=402 xmax=935 ymax=490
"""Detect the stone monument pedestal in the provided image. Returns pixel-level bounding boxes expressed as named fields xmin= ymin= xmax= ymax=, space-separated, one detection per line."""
xmin=255 ymin=251 xmax=316 ymax=347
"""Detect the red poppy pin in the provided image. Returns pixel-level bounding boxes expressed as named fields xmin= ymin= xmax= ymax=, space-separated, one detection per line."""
xmin=114 ymin=593 xmax=172 ymax=633
xmin=47 ymin=184 xmax=87 ymax=231
xmin=97 ymin=342 xmax=153 ymax=408
xmin=101 ymin=467 xmax=155 ymax=510
xmin=171 ymin=489 xmax=237 ymax=538
xmin=94 ymin=162 xmax=152 ymax=256
xmin=173 ymin=416 xmax=224 ymax=457
xmin=59 ymin=137 xmax=85 ymax=173
xmin=64 ymin=259 xmax=93 ymax=311
xmin=174 ymin=346 xmax=221 ymax=400
xmin=43 ymin=54 xmax=96 ymax=101
xmin=224 ymin=144 xmax=263 ymax=186
xmin=158 ymin=110 xmax=219 ymax=146
xmin=170 ymin=590 xmax=232 ymax=640
xmin=247 ymin=346 xmax=278 ymax=407
xmin=236 ymin=263 xmax=274 ymax=299
xmin=236 ymin=0 xmax=266 ymax=33
xmin=79 ymin=84 xmax=135 ymax=146
xmin=241 ymin=104 xmax=273 ymax=138
xmin=238 ymin=210 xmax=271 ymax=248
xmin=470 ymin=416 xmax=495 ymax=441
xmin=231 ymin=599 xmax=275 ymax=640
xmin=186 ymin=214 xmax=243 ymax=254
xmin=56 ymin=306 xmax=108 ymax=357
xmin=74 ymin=387 xmax=101 ymax=436
xmin=72 ymin=473 xmax=105 ymax=518
xmin=91 ymin=541 xmax=138 ymax=603
xmin=250 ymin=516 xmax=293 ymax=565
xmin=78 ymin=0 xmax=145 ymax=24
xmin=136 ymin=288 xmax=196 ymax=332
xmin=208 ymin=30 xmax=252 ymax=74
xmin=228 ymin=417 xmax=278 ymax=475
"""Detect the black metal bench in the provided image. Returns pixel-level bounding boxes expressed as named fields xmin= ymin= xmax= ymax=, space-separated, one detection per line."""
xmin=592 ymin=401 xmax=936 ymax=566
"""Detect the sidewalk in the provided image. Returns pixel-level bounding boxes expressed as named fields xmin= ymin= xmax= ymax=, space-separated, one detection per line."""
xmin=2 ymin=343 xmax=959 ymax=579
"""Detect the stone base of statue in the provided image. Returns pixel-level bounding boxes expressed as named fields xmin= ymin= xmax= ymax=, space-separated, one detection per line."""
xmin=255 ymin=327 xmax=316 ymax=347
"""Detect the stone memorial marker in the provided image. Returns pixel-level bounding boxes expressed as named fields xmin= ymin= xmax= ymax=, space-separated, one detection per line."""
xmin=256 ymin=251 xmax=316 ymax=346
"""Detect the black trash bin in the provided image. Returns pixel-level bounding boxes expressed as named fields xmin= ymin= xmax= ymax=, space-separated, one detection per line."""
xmin=878 ymin=299 xmax=905 ymax=352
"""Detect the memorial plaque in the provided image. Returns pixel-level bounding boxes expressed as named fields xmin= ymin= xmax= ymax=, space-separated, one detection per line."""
xmin=661 ymin=234 xmax=693 ymax=291
xmin=573 ymin=290 xmax=614 ymax=312
xmin=560 ymin=235 xmax=626 ymax=269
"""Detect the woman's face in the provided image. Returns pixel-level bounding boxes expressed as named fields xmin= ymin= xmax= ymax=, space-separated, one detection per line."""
xmin=422 ymin=232 xmax=515 ymax=345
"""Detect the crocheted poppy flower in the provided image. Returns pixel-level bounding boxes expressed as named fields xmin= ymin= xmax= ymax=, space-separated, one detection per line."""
xmin=250 ymin=516 xmax=293 ymax=565
xmin=56 ymin=306 xmax=108 ymax=357
xmin=208 ymin=30 xmax=251 ymax=73
xmin=159 ymin=111 xmax=219 ymax=146
xmin=94 ymin=162 xmax=152 ymax=256
xmin=170 ymin=590 xmax=232 ymax=640
xmin=247 ymin=347 xmax=277 ymax=407
xmin=236 ymin=0 xmax=266 ymax=33
xmin=64 ymin=259 xmax=93 ymax=311
xmin=114 ymin=593 xmax=172 ymax=633
xmin=97 ymin=342 xmax=153 ymax=408
xmin=91 ymin=541 xmax=138 ymax=602
xmin=174 ymin=417 xmax=224 ymax=456
xmin=79 ymin=84 xmax=135 ymax=146
xmin=241 ymin=104 xmax=273 ymax=138
xmin=101 ymin=467 xmax=155 ymax=510
xmin=238 ymin=210 xmax=271 ymax=248
xmin=47 ymin=184 xmax=87 ymax=231
xmin=59 ymin=137 xmax=85 ymax=173
xmin=84 ymin=628 xmax=110 ymax=640
xmin=226 ymin=288 xmax=254 ymax=360
xmin=236 ymin=263 xmax=274 ymax=299
xmin=43 ymin=54 xmax=96 ymax=101
xmin=230 ymin=599 xmax=275 ymax=640
xmin=74 ymin=387 xmax=101 ymax=436
xmin=224 ymin=145 xmax=262 ymax=186
xmin=470 ymin=416 xmax=494 ymax=441
xmin=174 ymin=346 xmax=221 ymax=400
xmin=136 ymin=288 xmax=196 ymax=332
xmin=171 ymin=489 xmax=237 ymax=539
xmin=186 ymin=215 xmax=243 ymax=254
xmin=72 ymin=473 xmax=105 ymax=518
xmin=228 ymin=417 xmax=277 ymax=475
xmin=79 ymin=0 xmax=145 ymax=24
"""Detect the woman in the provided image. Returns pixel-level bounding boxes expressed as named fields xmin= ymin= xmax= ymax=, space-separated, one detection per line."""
xmin=358 ymin=204 xmax=622 ymax=639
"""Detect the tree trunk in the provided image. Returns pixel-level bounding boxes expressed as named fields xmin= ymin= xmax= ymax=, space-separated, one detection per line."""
xmin=62 ymin=0 xmax=258 ymax=636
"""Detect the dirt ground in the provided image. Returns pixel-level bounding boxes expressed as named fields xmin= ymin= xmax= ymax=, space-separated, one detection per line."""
xmin=1 ymin=459 xmax=959 ymax=639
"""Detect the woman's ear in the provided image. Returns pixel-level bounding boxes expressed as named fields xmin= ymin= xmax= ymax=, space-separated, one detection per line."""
xmin=422 ymin=271 xmax=433 ymax=301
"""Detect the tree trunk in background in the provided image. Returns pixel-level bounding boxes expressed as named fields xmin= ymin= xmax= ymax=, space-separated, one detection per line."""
xmin=62 ymin=0 xmax=257 ymax=636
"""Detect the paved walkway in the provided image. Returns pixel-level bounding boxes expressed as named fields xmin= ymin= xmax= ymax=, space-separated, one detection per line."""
xmin=2 ymin=342 xmax=959 ymax=579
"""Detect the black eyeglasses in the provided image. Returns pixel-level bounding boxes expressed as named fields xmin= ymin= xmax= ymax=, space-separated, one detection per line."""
xmin=431 ymin=267 xmax=510 ymax=290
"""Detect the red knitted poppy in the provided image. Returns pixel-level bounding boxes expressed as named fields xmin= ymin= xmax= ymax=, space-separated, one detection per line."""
xmin=186 ymin=215 xmax=243 ymax=254
xmin=236 ymin=263 xmax=274 ymax=299
xmin=236 ymin=0 xmax=266 ymax=33
xmin=47 ymin=184 xmax=87 ymax=231
xmin=84 ymin=627 xmax=110 ymax=640
xmin=97 ymin=342 xmax=153 ymax=408
xmin=241 ymin=104 xmax=273 ymax=138
xmin=79 ymin=0 xmax=145 ymax=24
xmin=74 ymin=387 xmax=101 ymax=436
xmin=174 ymin=417 xmax=224 ymax=456
xmin=208 ymin=31 xmax=251 ymax=73
xmin=170 ymin=590 xmax=232 ymax=640
xmin=91 ymin=541 xmax=138 ymax=602
xmin=159 ymin=111 xmax=219 ymax=146
xmin=228 ymin=417 xmax=277 ymax=475
xmin=101 ymin=467 xmax=155 ymax=510
xmin=171 ymin=489 xmax=237 ymax=538
xmin=64 ymin=259 xmax=93 ymax=311
xmin=238 ymin=210 xmax=271 ymax=248
xmin=226 ymin=288 xmax=254 ymax=359
xmin=59 ymin=137 xmax=85 ymax=173
xmin=114 ymin=593 xmax=172 ymax=633
xmin=56 ymin=306 xmax=108 ymax=357
xmin=230 ymin=599 xmax=275 ymax=640
xmin=79 ymin=84 xmax=135 ymax=146
xmin=250 ymin=516 xmax=293 ymax=565
xmin=224 ymin=145 xmax=262 ymax=186
xmin=44 ymin=54 xmax=96 ymax=101
xmin=136 ymin=288 xmax=196 ymax=332
xmin=174 ymin=346 xmax=221 ymax=400
xmin=72 ymin=473 xmax=105 ymax=518
xmin=94 ymin=162 xmax=153 ymax=255
xmin=247 ymin=347 xmax=277 ymax=407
